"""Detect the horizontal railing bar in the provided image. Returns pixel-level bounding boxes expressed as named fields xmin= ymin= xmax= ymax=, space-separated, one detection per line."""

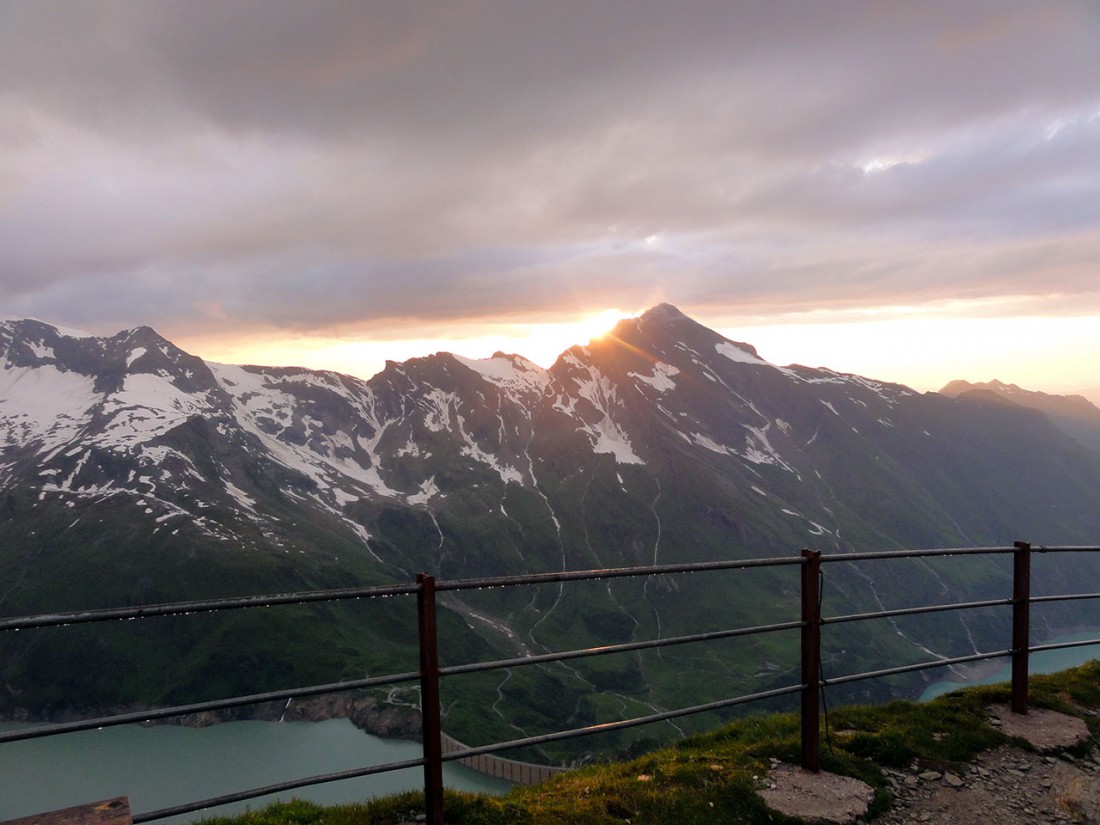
xmin=819 ymin=546 xmax=1015 ymax=563
xmin=1030 ymin=592 xmax=1100 ymax=604
xmin=440 ymin=620 xmax=805 ymax=678
xmin=1031 ymin=546 xmax=1100 ymax=553
xmin=0 ymin=583 xmax=421 ymax=633
xmin=822 ymin=649 xmax=1013 ymax=687
xmin=823 ymin=598 xmax=1012 ymax=626
xmin=1029 ymin=638 xmax=1100 ymax=654
xmin=435 ymin=555 xmax=805 ymax=592
xmin=440 ymin=683 xmax=806 ymax=761
xmin=0 ymin=557 xmax=804 ymax=634
xmin=8 ymin=546 xmax=1096 ymax=635
xmin=0 ymin=671 xmax=420 ymax=744
xmin=9 ymin=546 xmax=1091 ymax=635
xmin=132 ymin=755 xmax=426 ymax=823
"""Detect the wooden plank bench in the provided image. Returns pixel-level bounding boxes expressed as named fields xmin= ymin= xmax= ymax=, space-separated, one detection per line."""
xmin=0 ymin=798 xmax=131 ymax=825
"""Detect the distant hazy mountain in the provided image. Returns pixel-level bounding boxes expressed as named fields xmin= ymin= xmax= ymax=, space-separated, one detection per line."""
xmin=1077 ymin=387 xmax=1100 ymax=409
xmin=940 ymin=379 xmax=1100 ymax=456
xmin=3 ymin=307 xmax=1099 ymax=758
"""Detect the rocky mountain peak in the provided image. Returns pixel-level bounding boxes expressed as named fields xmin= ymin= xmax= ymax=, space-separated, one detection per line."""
xmin=623 ymin=303 xmax=764 ymax=367
xmin=0 ymin=317 xmax=93 ymax=370
xmin=940 ymin=378 xmax=1022 ymax=397
xmin=639 ymin=302 xmax=690 ymax=323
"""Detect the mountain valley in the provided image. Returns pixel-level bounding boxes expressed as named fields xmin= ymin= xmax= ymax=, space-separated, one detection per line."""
xmin=2 ymin=305 xmax=1099 ymax=760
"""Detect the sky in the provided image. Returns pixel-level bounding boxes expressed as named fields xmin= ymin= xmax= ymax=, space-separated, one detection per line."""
xmin=2 ymin=1 xmax=1099 ymax=395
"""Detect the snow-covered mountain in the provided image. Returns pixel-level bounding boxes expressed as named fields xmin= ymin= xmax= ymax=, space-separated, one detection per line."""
xmin=3 ymin=306 xmax=1100 ymax=753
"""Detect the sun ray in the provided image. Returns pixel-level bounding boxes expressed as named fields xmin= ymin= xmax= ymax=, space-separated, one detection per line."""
xmin=577 ymin=308 xmax=633 ymax=343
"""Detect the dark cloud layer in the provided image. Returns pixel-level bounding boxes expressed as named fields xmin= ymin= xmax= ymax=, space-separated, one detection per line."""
xmin=1 ymin=0 xmax=1099 ymax=339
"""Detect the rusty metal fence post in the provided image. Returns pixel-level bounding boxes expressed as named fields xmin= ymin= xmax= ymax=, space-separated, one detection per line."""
xmin=417 ymin=573 xmax=445 ymax=824
xmin=800 ymin=549 xmax=822 ymax=772
xmin=1011 ymin=541 xmax=1032 ymax=714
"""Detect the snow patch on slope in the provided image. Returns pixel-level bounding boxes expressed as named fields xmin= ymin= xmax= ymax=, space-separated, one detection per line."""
xmin=566 ymin=357 xmax=644 ymax=465
xmin=741 ymin=421 xmax=796 ymax=472
xmin=691 ymin=433 xmax=733 ymax=455
xmin=211 ymin=362 xmax=402 ymax=500
xmin=99 ymin=372 xmax=214 ymax=447
xmin=420 ymin=389 xmax=456 ymax=433
xmin=715 ymin=341 xmax=767 ymax=366
xmin=799 ymin=370 xmax=910 ymax=404
xmin=630 ymin=361 xmax=680 ymax=393
xmin=0 ymin=365 xmax=98 ymax=451
xmin=0 ymin=318 xmax=93 ymax=339
xmin=454 ymin=354 xmax=551 ymax=397
xmin=408 ymin=476 xmax=440 ymax=505
xmin=590 ymin=416 xmax=644 ymax=465
xmin=454 ymin=411 xmax=525 ymax=484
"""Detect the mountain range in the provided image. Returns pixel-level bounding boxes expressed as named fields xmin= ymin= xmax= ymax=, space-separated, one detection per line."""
xmin=940 ymin=378 xmax=1100 ymax=456
xmin=2 ymin=305 xmax=1099 ymax=759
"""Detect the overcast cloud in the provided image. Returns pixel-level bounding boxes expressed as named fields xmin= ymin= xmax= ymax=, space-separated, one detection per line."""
xmin=2 ymin=0 xmax=1099 ymax=345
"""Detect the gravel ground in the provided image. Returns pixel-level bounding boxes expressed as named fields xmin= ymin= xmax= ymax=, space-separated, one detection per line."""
xmin=875 ymin=742 xmax=1100 ymax=824
xmin=759 ymin=705 xmax=1100 ymax=824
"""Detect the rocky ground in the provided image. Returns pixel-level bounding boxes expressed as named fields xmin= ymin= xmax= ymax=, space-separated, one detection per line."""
xmin=761 ymin=705 xmax=1100 ymax=824
xmin=875 ymin=741 xmax=1100 ymax=824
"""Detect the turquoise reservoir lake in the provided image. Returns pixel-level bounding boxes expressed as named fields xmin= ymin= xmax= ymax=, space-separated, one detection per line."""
xmin=919 ymin=630 xmax=1100 ymax=702
xmin=0 ymin=718 xmax=511 ymax=824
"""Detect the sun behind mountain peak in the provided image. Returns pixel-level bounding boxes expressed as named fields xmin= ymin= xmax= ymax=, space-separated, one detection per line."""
xmin=578 ymin=308 xmax=633 ymax=343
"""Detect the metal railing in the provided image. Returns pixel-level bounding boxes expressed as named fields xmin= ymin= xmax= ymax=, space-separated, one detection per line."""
xmin=1 ymin=541 xmax=1098 ymax=824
